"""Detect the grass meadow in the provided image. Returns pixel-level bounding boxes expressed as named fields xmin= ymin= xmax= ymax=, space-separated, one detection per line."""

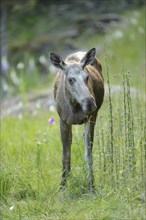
xmin=1 ymin=8 xmax=146 ymax=220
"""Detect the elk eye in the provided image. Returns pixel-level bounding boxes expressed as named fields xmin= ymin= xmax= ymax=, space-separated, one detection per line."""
xmin=68 ymin=77 xmax=75 ymax=85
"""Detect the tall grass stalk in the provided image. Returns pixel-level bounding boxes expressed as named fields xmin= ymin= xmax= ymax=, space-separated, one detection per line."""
xmin=36 ymin=142 xmax=41 ymax=198
xmin=122 ymin=70 xmax=136 ymax=183
xmin=126 ymin=72 xmax=135 ymax=176
xmin=143 ymin=119 xmax=146 ymax=219
xmin=104 ymin=52 xmax=115 ymax=185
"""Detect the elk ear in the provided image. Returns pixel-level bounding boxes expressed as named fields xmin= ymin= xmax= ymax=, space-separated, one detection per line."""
xmin=81 ymin=48 xmax=96 ymax=68
xmin=50 ymin=52 xmax=66 ymax=70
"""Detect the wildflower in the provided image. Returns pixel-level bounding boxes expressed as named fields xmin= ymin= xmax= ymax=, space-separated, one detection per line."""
xmin=43 ymin=138 xmax=47 ymax=143
xmin=1 ymin=56 xmax=9 ymax=73
xmin=18 ymin=113 xmax=23 ymax=120
xmin=39 ymin=55 xmax=47 ymax=65
xmin=113 ymin=30 xmax=123 ymax=39
xmin=130 ymin=18 xmax=137 ymax=25
xmin=35 ymin=101 xmax=41 ymax=109
xmin=9 ymin=205 xmax=14 ymax=211
xmin=17 ymin=62 xmax=25 ymax=69
xmin=10 ymin=70 xmax=21 ymax=85
xmin=48 ymin=117 xmax=54 ymax=125
xmin=49 ymin=105 xmax=56 ymax=112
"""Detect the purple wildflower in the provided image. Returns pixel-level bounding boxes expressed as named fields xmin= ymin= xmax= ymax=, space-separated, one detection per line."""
xmin=48 ymin=117 xmax=54 ymax=125
xmin=1 ymin=56 xmax=9 ymax=74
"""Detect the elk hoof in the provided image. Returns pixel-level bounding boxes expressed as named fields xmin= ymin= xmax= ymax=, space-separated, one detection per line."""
xmin=88 ymin=186 xmax=97 ymax=194
xmin=60 ymin=178 xmax=66 ymax=189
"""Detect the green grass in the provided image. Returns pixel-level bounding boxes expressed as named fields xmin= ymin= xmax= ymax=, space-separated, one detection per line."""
xmin=1 ymin=7 xmax=146 ymax=220
xmin=1 ymin=69 xmax=145 ymax=219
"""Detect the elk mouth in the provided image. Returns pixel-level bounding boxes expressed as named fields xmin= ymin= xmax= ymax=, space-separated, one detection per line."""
xmin=82 ymin=106 xmax=97 ymax=115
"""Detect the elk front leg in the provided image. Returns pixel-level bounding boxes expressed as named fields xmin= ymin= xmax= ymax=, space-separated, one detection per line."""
xmin=84 ymin=115 xmax=96 ymax=191
xmin=60 ymin=119 xmax=72 ymax=188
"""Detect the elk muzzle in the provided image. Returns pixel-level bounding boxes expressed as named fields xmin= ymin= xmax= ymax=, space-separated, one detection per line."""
xmin=80 ymin=96 xmax=97 ymax=114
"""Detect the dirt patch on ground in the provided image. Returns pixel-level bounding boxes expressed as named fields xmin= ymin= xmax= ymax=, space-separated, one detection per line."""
xmin=1 ymin=88 xmax=55 ymax=118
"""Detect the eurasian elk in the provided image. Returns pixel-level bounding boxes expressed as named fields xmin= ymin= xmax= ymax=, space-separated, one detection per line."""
xmin=50 ymin=48 xmax=104 ymax=191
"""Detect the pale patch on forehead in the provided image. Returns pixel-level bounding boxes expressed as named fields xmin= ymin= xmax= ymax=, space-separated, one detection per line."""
xmin=65 ymin=51 xmax=86 ymax=64
xmin=74 ymin=51 xmax=86 ymax=60
xmin=65 ymin=64 xmax=83 ymax=76
xmin=64 ymin=51 xmax=87 ymax=77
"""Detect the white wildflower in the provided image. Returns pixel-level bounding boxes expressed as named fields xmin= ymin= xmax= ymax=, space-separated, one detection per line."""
xmin=35 ymin=101 xmax=41 ymax=109
xmin=39 ymin=55 xmax=47 ymax=65
xmin=17 ymin=62 xmax=25 ymax=69
xmin=18 ymin=113 xmax=23 ymax=120
xmin=49 ymin=105 xmax=56 ymax=112
xmin=130 ymin=18 xmax=137 ymax=25
xmin=43 ymin=138 xmax=47 ymax=143
xmin=9 ymin=205 xmax=14 ymax=211
xmin=10 ymin=70 xmax=21 ymax=85
xmin=113 ymin=30 xmax=123 ymax=39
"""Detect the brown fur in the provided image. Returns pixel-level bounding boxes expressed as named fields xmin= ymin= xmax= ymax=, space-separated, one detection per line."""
xmin=54 ymin=57 xmax=104 ymax=124
xmin=50 ymin=48 xmax=104 ymax=190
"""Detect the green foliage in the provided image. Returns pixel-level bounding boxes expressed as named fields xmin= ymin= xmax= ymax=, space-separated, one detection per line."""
xmin=4 ymin=7 xmax=145 ymax=96
xmin=1 ymin=7 xmax=145 ymax=220
xmin=76 ymin=8 xmax=145 ymax=91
